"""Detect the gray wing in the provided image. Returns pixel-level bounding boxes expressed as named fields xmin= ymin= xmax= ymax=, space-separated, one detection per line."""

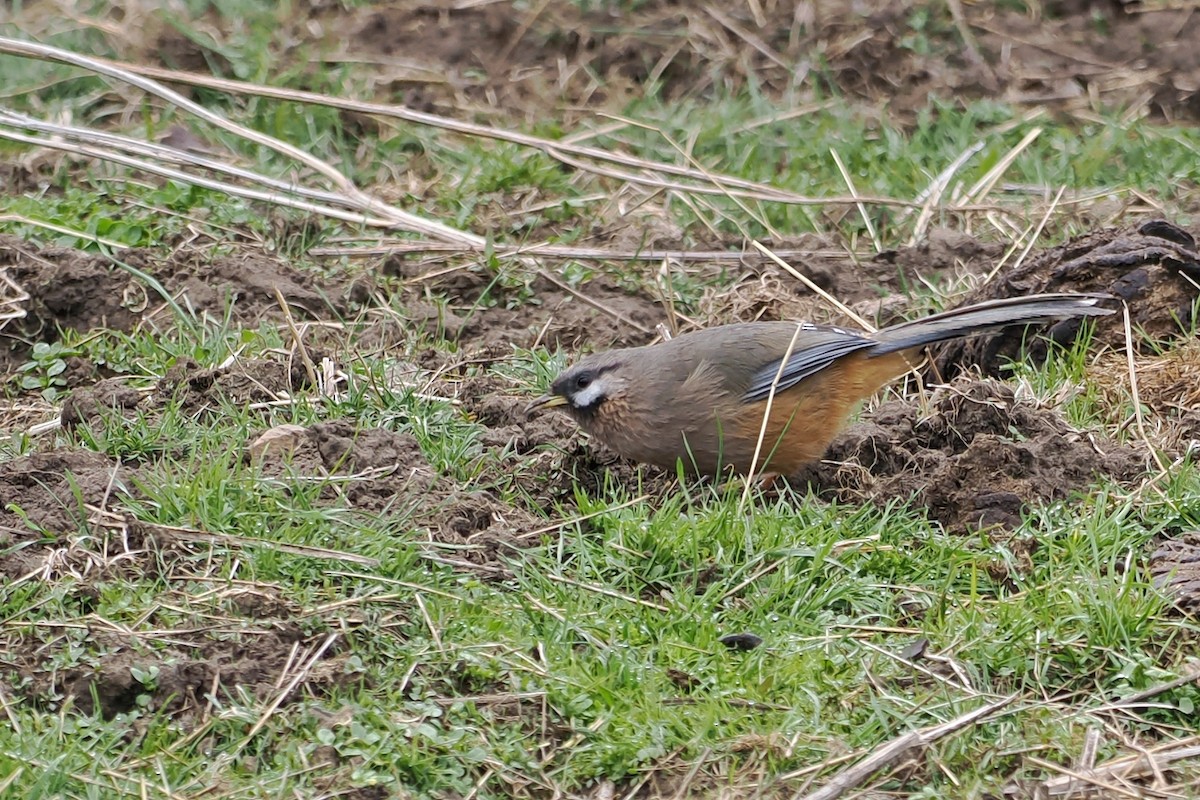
xmin=740 ymin=325 xmax=876 ymax=404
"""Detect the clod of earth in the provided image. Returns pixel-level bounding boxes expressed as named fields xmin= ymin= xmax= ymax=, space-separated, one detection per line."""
xmin=60 ymin=378 xmax=145 ymax=428
xmin=9 ymin=626 xmax=350 ymax=723
xmin=699 ymin=228 xmax=1004 ymax=329
xmin=934 ymin=220 xmax=1200 ymax=378
xmin=0 ymin=449 xmax=131 ymax=547
xmin=795 ymin=378 xmax=1147 ymax=532
xmin=159 ymin=358 xmax=313 ymax=414
xmin=0 ymin=235 xmax=357 ymax=374
xmin=388 ymin=264 xmax=663 ymax=351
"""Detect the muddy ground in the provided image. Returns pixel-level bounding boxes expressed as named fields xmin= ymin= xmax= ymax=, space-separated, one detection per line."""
xmin=8 ymin=0 xmax=1196 ymax=131
xmin=140 ymin=0 xmax=1200 ymax=123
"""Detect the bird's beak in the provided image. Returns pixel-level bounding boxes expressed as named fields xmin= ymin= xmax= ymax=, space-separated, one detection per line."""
xmin=524 ymin=393 xmax=568 ymax=417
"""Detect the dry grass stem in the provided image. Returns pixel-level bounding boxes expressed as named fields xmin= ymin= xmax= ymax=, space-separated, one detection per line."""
xmin=796 ymin=695 xmax=1018 ymax=800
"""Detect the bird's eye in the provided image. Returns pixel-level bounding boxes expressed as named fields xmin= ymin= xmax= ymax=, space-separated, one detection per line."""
xmin=574 ymin=373 xmax=592 ymax=390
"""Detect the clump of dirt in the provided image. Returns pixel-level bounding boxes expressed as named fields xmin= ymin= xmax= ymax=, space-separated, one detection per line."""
xmin=807 ymin=0 xmax=1200 ymax=122
xmin=309 ymin=420 xmax=425 ymax=474
xmin=344 ymin=2 xmax=792 ymax=112
xmin=150 ymin=246 xmax=341 ymax=323
xmin=306 ymin=420 xmax=443 ymax=515
xmin=0 ymin=450 xmax=129 ymax=542
xmin=879 ymin=227 xmax=1003 ymax=287
xmin=699 ymin=228 xmax=1001 ymax=327
xmin=60 ymin=378 xmax=146 ymax=428
xmin=457 ymin=372 xmax=674 ymax=503
xmin=420 ymin=489 xmax=543 ymax=576
xmin=159 ymin=357 xmax=312 ymax=413
xmin=0 ymin=161 xmax=43 ymax=196
xmin=0 ymin=449 xmax=160 ymax=587
xmin=468 ymin=379 xmax=578 ymax=457
xmin=1149 ymin=532 xmax=1200 ymax=613
xmin=247 ymin=418 xmax=440 ymax=516
xmin=10 ymin=625 xmax=348 ymax=722
xmin=248 ymin=413 xmax=551 ymax=573
xmin=0 ymin=235 xmax=352 ymax=373
xmin=0 ymin=236 xmax=141 ymax=357
xmin=456 ymin=283 xmax=661 ymax=352
xmin=386 ymin=260 xmax=664 ymax=351
xmin=794 ymin=378 xmax=1147 ymax=532
xmin=935 ymin=220 xmax=1200 ymax=378
xmin=149 ymin=19 xmax=232 ymax=75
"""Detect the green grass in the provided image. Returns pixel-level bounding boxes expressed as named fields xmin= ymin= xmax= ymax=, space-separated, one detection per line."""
xmin=9 ymin=97 xmax=1200 ymax=251
xmin=2 ymin=323 xmax=1197 ymax=797
xmin=3 ymin=1 xmax=1200 ymax=798
xmin=9 ymin=99 xmax=1200 ymax=254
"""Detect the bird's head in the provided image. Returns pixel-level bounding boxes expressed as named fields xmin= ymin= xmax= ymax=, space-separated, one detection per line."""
xmin=525 ymin=353 xmax=629 ymax=421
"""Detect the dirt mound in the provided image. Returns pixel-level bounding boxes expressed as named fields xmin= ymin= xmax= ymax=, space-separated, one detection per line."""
xmin=0 ymin=449 xmax=128 ymax=542
xmin=329 ymin=0 xmax=1200 ymax=120
xmin=460 ymin=373 xmax=671 ymax=504
xmin=60 ymin=378 xmax=146 ymax=428
xmin=247 ymin=413 xmax=552 ymax=573
xmin=305 ymin=420 xmax=442 ymax=515
xmin=459 ymin=280 xmax=661 ymax=352
xmin=700 ymin=228 xmax=1002 ymax=327
xmin=420 ymin=489 xmax=543 ymax=576
xmin=825 ymin=0 xmax=1200 ymax=121
xmin=934 ymin=220 xmax=1200 ymax=378
xmin=0 ymin=235 xmax=351 ymax=373
xmin=464 ymin=374 xmax=580 ymax=455
xmin=387 ymin=261 xmax=664 ymax=352
xmin=9 ymin=616 xmax=348 ymax=722
xmin=0 ymin=449 xmax=162 ymax=591
xmin=159 ymin=357 xmax=313 ymax=414
xmin=344 ymin=2 xmax=793 ymax=111
xmin=151 ymin=246 xmax=339 ymax=322
xmin=0 ymin=236 xmax=141 ymax=354
xmin=794 ymin=378 xmax=1147 ymax=532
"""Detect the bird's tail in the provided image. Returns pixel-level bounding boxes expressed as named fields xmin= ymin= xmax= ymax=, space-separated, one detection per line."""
xmin=869 ymin=293 xmax=1113 ymax=355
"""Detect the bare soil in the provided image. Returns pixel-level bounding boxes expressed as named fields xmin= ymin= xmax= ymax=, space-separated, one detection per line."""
xmin=700 ymin=228 xmax=1004 ymax=327
xmin=119 ymin=0 xmax=1200 ymax=123
xmin=0 ymin=449 xmax=129 ymax=568
xmin=385 ymin=257 xmax=664 ymax=351
xmin=934 ymin=219 xmax=1200 ymax=378
xmin=793 ymin=378 xmax=1148 ymax=532
xmin=0 ymin=234 xmax=356 ymax=374
xmin=315 ymin=1 xmax=1200 ymax=122
xmin=10 ymin=623 xmax=348 ymax=722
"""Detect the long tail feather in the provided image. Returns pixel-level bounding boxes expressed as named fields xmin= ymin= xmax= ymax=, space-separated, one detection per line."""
xmin=869 ymin=293 xmax=1113 ymax=355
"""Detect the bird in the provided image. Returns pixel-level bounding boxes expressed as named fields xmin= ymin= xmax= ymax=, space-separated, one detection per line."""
xmin=525 ymin=293 xmax=1113 ymax=478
